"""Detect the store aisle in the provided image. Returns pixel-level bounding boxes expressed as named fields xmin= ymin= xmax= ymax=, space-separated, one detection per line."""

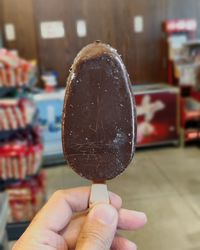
xmin=46 ymin=147 xmax=200 ymax=250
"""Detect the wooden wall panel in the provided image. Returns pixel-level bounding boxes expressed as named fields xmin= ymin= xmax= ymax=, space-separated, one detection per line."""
xmin=116 ymin=0 xmax=167 ymax=83
xmin=1 ymin=0 xmax=37 ymax=60
xmin=34 ymin=0 xmax=167 ymax=86
xmin=33 ymin=0 xmax=71 ymax=85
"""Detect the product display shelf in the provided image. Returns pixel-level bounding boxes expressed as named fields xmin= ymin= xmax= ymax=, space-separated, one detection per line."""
xmin=5 ymin=160 xmax=61 ymax=242
xmin=0 ymin=123 xmax=37 ymax=141
xmin=180 ymin=93 xmax=200 ymax=145
xmin=6 ymin=221 xmax=29 ymax=242
xmin=0 ymin=172 xmax=41 ymax=190
xmin=180 ymin=96 xmax=200 ymax=145
xmin=163 ymin=19 xmax=200 ymax=145
xmin=0 ymin=51 xmax=45 ymax=229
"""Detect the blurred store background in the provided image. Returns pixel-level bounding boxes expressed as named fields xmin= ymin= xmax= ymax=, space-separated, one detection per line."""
xmin=0 ymin=0 xmax=200 ymax=249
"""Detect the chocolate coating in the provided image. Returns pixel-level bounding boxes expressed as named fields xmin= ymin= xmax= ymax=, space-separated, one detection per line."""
xmin=62 ymin=42 xmax=136 ymax=181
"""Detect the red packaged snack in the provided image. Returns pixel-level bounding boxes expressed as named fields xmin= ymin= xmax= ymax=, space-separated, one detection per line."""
xmin=12 ymin=158 xmax=18 ymax=179
xmin=2 ymin=66 xmax=8 ymax=86
xmin=0 ymin=157 xmax=6 ymax=180
xmin=0 ymin=109 xmax=9 ymax=130
xmin=0 ymin=63 xmax=6 ymax=86
xmin=8 ymin=187 xmax=33 ymax=222
xmin=33 ymin=144 xmax=43 ymax=174
xmin=4 ymin=107 xmax=18 ymax=130
xmin=21 ymin=60 xmax=29 ymax=85
xmin=13 ymin=106 xmax=25 ymax=128
xmin=15 ymin=67 xmax=23 ymax=87
xmin=6 ymin=172 xmax=46 ymax=222
xmin=6 ymin=158 xmax=12 ymax=179
xmin=18 ymin=154 xmax=27 ymax=179
xmin=27 ymin=148 xmax=34 ymax=176
xmin=0 ymin=140 xmax=43 ymax=180
xmin=5 ymin=66 xmax=15 ymax=87
xmin=9 ymin=68 xmax=16 ymax=87
xmin=0 ymin=48 xmax=37 ymax=88
xmin=19 ymin=98 xmax=36 ymax=125
xmin=0 ymin=97 xmax=36 ymax=131
xmin=0 ymin=49 xmax=20 ymax=68
xmin=0 ymin=122 xmax=43 ymax=180
xmin=0 ymin=99 xmax=18 ymax=131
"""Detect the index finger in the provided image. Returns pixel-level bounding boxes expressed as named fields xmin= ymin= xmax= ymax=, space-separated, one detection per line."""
xmin=30 ymin=186 xmax=122 ymax=233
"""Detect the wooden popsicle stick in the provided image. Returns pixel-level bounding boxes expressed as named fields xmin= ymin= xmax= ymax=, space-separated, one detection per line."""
xmin=70 ymin=184 xmax=110 ymax=219
xmin=89 ymin=183 xmax=110 ymax=208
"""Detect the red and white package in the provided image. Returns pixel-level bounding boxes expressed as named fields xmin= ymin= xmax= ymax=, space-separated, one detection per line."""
xmin=0 ymin=158 xmax=6 ymax=180
xmin=12 ymin=158 xmax=19 ymax=179
xmin=1 ymin=65 xmax=8 ymax=86
xmin=18 ymin=155 xmax=27 ymax=179
xmin=13 ymin=106 xmax=25 ymax=128
xmin=0 ymin=138 xmax=43 ymax=180
xmin=0 ymin=98 xmax=36 ymax=131
xmin=6 ymin=172 xmax=46 ymax=222
xmin=0 ymin=109 xmax=10 ymax=130
xmin=0 ymin=49 xmax=20 ymax=68
xmin=4 ymin=107 xmax=18 ymax=129
xmin=34 ymin=146 xmax=43 ymax=173
xmin=0 ymin=48 xmax=37 ymax=88
xmin=9 ymin=68 xmax=16 ymax=87
xmin=6 ymin=158 xmax=13 ymax=179
xmin=0 ymin=63 xmax=4 ymax=86
xmin=5 ymin=66 xmax=12 ymax=87
xmin=21 ymin=60 xmax=29 ymax=85
xmin=27 ymin=150 xmax=34 ymax=176
xmin=7 ymin=187 xmax=33 ymax=222
xmin=15 ymin=67 xmax=23 ymax=87
xmin=20 ymin=99 xmax=36 ymax=125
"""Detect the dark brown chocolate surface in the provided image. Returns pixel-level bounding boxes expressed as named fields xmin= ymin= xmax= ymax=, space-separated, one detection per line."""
xmin=62 ymin=42 xmax=136 ymax=181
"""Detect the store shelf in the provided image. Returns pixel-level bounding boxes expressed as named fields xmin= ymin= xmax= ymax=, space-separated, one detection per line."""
xmin=0 ymin=172 xmax=41 ymax=190
xmin=1 ymin=157 xmax=60 ymax=242
xmin=0 ymin=51 xmax=42 ymax=244
xmin=0 ymin=76 xmax=37 ymax=98
xmin=181 ymin=96 xmax=200 ymax=145
xmin=185 ymin=129 xmax=200 ymax=142
xmin=43 ymin=153 xmax=65 ymax=168
xmin=4 ymin=159 xmax=55 ymax=242
xmin=184 ymin=39 xmax=200 ymax=46
xmin=185 ymin=111 xmax=200 ymax=121
xmin=0 ymin=88 xmax=12 ymax=97
xmin=6 ymin=221 xmax=29 ymax=241
xmin=0 ymin=123 xmax=38 ymax=141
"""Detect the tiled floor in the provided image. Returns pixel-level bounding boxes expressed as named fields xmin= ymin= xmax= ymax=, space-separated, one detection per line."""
xmin=39 ymin=147 xmax=200 ymax=249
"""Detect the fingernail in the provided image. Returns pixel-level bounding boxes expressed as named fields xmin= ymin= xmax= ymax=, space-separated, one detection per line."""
xmin=131 ymin=210 xmax=147 ymax=222
xmin=127 ymin=241 xmax=137 ymax=250
xmin=89 ymin=204 xmax=117 ymax=225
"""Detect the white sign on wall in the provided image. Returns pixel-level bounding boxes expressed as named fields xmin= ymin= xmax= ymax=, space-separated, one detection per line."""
xmin=40 ymin=21 xmax=65 ymax=39
xmin=4 ymin=23 xmax=16 ymax=41
xmin=76 ymin=20 xmax=87 ymax=37
xmin=134 ymin=16 xmax=144 ymax=33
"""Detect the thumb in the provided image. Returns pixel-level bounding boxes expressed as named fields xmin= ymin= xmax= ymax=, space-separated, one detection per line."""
xmin=76 ymin=203 xmax=118 ymax=250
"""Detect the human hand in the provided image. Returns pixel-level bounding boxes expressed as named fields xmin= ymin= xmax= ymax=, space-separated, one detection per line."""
xmin=13 ymin=186 xmax=147 ymax=250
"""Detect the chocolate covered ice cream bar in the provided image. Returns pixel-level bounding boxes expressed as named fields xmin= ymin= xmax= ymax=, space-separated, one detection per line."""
xmin=62 ymin=41 xmax=136 ymax=182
